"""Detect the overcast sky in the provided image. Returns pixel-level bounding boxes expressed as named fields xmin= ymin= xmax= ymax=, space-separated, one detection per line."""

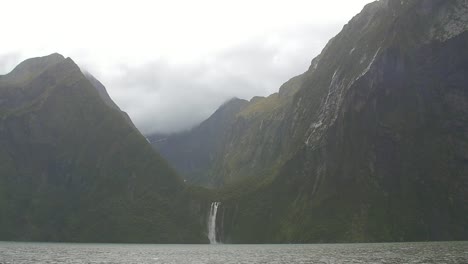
xmin=1 ymin=0 xmax=373 ymax=134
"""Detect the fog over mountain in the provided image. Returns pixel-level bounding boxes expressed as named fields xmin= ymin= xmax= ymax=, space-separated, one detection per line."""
xmin=0 ymin=0 xmax=373 ymax=134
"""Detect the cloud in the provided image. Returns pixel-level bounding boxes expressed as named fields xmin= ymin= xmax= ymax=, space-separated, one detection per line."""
xmin=0 ymin=53 xmax=21 ymax=74
xmin=0 ymin=0 xmax=373 ymax=135
xmin=0 ymin=23 xmax=344 ymax=135
xmin=88 ymin=23 xmax=344 ymax=135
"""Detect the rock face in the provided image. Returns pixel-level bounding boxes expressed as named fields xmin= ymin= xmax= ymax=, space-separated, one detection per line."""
xmin=0 ymin=54 xmax=205 ymax=242
xmin=154 ymin=0 xmax=468 ymax=242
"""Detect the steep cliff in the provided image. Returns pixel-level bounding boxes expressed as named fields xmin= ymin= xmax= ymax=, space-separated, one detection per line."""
xmin=218 ymin=0 xmax=468 ymax=243
xmin=157 ymin=0 xmax=468 ymax=242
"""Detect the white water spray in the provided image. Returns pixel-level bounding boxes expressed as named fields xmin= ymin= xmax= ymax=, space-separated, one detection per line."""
xmin=207 ymin=202 xmax=220 ymax=244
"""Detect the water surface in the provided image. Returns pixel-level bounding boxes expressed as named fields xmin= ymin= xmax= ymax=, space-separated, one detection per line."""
xmin=0 ymin=241 xmax=467 ymax=263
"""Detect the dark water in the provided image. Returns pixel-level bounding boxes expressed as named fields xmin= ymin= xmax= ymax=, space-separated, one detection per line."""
xmin=0 ymin=241 xmax=467 ymax=263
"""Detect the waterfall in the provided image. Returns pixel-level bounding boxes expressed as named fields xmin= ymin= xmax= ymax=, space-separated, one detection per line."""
xmin=207 ymin=202 xmax=220 ymax=244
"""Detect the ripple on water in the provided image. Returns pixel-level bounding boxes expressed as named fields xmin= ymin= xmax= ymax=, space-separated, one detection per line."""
xmin=0 ymin=241 xmax=467 ymax=264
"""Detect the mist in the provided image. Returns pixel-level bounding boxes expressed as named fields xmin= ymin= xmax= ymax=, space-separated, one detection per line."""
xmin=0 ymin=0 xmax=374 ymax=134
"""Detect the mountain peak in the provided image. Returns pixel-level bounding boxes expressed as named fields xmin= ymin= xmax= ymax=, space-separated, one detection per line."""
xmin=222 ymin=97 xmax=249 ymax=106
xmin=12 ymin=53 xmax=65 ymax=72
xmin=0 ymin=53 xmax=66 ymax=84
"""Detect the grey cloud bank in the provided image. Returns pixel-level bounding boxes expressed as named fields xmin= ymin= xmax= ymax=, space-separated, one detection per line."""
xmin=0 ymin=1 xmax=373 ymax=135
xmin=90 ymin=24 xmax=343 ymax=134
xmin=0 ymin=24 xmax=342 ymax=134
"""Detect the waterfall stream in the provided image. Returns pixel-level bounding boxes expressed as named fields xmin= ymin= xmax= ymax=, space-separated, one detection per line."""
xmin=207 ymin=202 xmax=220 ymax=244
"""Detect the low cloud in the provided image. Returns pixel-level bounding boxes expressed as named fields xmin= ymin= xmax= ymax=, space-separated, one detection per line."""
xmin=0 ymin=53 xmax=21 ymax=74
xmin=95 ymin=24 xmax=342 ymax=135
xmin=0 ymin=0 xmax=372 ymax=135
xmin=0 ymin=24 xmax=344 ymax=135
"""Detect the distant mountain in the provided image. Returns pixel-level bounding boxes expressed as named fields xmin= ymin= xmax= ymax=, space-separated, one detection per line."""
xmin=150 ymin=74 xmax=305 ymax=187
xmin=0 ymin=54 xmax=205 ymax=242
xmin=149 ymin=97 xmax=249 ymax=186
xmin=154 ymin=0 xmax=468 ymax=243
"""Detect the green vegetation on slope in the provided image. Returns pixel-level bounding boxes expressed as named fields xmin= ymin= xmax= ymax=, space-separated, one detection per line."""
xmin=0 ymin=54 xmax=206 ymax=243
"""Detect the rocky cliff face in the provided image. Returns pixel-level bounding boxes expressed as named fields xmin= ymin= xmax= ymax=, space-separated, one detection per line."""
xmin=155 ymin=0 xmax=468 ymax=242
xmin=260 ymin=0 xmax=468 ymax=242
xmin=0 ymin=54 xmax=205 ymax=242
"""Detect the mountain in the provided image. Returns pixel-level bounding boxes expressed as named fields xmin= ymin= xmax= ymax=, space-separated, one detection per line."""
xmin=83 ymin=72 xmax=136 ymax=128
xmin=0 ymin=54 xmax=206 ymax=242
xmin=149 ymin=97 xmax=249 ymax=186
xmin=154 ymin=0 xmax=468 ymax=243
xmin=150 ymin=74 xmax=305 ymax=187
xmin=1 ymin=0 xmax=467 ymax=245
